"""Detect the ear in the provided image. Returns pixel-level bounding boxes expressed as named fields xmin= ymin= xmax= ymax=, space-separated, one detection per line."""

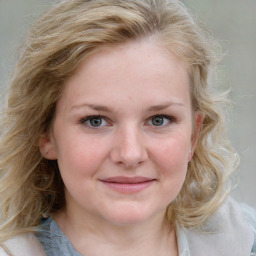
xmin=188 ymin=112 xmax=204 ymax=162
xmin=39 ymin=133 xmax=57 ymax=160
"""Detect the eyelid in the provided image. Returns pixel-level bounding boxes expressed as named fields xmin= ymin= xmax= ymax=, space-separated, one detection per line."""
xmin=146 ymin=114 xmax=176 ymax=126
xmin=79 ymin=115 xmax=110 ymax=127
xmin=151 ymin=114 xmax=175 ymax=121
xmin=80 ymin=115 xmax=100 ymax=124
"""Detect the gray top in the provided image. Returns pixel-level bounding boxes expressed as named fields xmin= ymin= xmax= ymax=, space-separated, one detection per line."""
xmin=36 ymin=199 xmax=256 ymax=256
xmin=36 ymin=217 xmax=82 ymax=256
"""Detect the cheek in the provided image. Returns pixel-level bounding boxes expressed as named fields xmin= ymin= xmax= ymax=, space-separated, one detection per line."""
xmin=56 ymin=138 xmax=110 ymax=205
xmin=158 ymin=144 xmax=189 ymax=179
xmin=153 ymin=133 xmax=191 ymax=167
xmin=56 ymin=136 xmax=110 ymax=181
xmin=151 ymin=134 xmax=191 ymax=191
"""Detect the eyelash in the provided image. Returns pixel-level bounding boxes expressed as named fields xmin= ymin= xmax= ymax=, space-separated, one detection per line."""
xmin=148 ymin=114 xmax=176 ymax=127
xmin=79 ymin=115 xmax=110 ymax=127
xmin=79 ymin=114 xmax=176 ymax=128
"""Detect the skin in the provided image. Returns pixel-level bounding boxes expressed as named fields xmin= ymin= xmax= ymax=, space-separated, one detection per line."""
xmin=40 ymin=38 xmax=202 ymax=256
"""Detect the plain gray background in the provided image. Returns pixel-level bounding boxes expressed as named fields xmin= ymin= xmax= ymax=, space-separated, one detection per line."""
xmin=0 ymin=0 xmax=255 ymax=207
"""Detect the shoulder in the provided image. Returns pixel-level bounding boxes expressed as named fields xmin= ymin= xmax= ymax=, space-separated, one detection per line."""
xmin=240 ymin=202 xmax=256 ymax=231
xmin=240 ymin=202 xmax=256 ymax=255
xmin=0 ymin=233 xmax=46 ymax=256
xmin=183 ymin=197 xmax=255 ymax=256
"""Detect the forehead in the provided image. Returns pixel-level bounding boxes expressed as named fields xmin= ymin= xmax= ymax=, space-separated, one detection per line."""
xmin=58 ymin=39 xmax=191 ymax=111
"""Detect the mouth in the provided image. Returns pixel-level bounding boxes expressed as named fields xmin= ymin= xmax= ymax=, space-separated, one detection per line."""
xmin=99 ymin=176 xmax=156 ymax=193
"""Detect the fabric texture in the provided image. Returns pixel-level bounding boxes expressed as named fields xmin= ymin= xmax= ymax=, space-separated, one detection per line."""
xmin=0 ymin=233 xmax=46 ymax=256
xmin=242 ymin=203 xmax=256 ymax=256
xmin=36 ymin=217 xmax=81 ymax=256
xmin=180 ymin=198 xmax=255 ymax=256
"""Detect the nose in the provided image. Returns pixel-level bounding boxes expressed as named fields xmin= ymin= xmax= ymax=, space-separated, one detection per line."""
xmin=110 ymin=126 xmax=148 ymax=168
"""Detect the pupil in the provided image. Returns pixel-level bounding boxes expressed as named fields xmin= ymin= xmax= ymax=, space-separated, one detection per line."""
xmin=152 ymin=116 xmax=164 ymax=126
xmin=90 ymin=117 xmax=102 ymax=127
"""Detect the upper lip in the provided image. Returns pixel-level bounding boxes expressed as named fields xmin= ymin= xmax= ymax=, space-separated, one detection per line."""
xmin=99 ymin=176 xmax=155 ymax=184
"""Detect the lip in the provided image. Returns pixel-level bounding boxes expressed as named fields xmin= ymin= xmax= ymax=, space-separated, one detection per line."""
xmin=99 ymin=176 xmax=156 ymax=194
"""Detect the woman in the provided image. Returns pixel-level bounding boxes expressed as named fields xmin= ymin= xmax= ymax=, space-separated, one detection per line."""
xmin=0 ymin=0 xmax=255 ymax=255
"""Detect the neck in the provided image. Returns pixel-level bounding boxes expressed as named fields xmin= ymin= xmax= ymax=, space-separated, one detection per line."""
xmin=53 ymin=206 xmax=178 ymax=256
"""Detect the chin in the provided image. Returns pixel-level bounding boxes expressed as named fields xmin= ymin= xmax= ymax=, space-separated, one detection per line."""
xmin=107 ymin=215 xmax=150 ymax=226
xmin=102 ymin=204 xmax=163 ymax=226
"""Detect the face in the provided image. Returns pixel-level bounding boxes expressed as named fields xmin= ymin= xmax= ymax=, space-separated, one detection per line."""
xmin=40 ymin=39 xmax=201 ymax=226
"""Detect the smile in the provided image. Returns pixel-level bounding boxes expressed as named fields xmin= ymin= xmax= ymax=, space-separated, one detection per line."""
xmin=99 ymin=176 xmax=156 ymax=193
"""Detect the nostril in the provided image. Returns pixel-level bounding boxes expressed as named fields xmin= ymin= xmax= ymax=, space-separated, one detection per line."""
xmin=109 ymin=133 xmax=148 ymax=167
xmin=115 ymin=159 xmax=144 ymax=168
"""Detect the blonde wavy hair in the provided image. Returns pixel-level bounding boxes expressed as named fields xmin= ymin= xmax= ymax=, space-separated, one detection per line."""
xmin=0 ymin=0 xmax=238 ymax=241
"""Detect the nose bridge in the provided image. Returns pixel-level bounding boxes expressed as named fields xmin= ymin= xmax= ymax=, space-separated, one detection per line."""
xmin=110 ymin=123 xmax=148 ymax=167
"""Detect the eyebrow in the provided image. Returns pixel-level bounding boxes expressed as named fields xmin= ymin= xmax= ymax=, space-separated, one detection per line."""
xmin=147 ymin=102 xmax=184 ymax=111
xmin=71 ymin=104 xmax=112 ymax=112
xmin=71 ymin=102 xmax=184 ymax=112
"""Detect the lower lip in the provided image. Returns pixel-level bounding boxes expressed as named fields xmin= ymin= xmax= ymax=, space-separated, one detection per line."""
xmin=100 ymin=180 xmax=155 ymax=193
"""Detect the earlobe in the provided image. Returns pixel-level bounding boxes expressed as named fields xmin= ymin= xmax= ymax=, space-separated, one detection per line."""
xmin=39 ymin=134 xmax=57 ymax=160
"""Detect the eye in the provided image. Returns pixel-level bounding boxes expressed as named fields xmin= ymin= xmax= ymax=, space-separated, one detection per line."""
xmin=80 ymin=115 xmax=108 ymax=128
xmin=148 ymin=115 xmax=174 ymax=127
